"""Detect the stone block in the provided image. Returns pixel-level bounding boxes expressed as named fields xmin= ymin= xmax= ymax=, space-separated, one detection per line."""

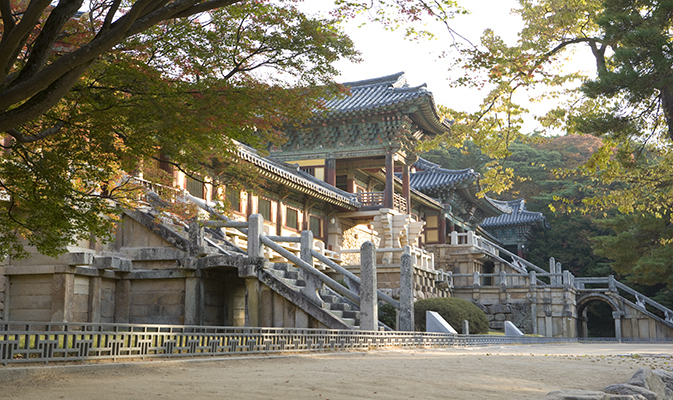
xmin=489 ymin=304 xmax=511 ymax=314
xmin=603 ymin=384 xmax=657 ymax=400
xmin=426 ymin=311 xmax=457 ymax=334
xmin=627 ymin=368 xmax=671 ymax=399
xmin=504 ymin=321 xmax=524 ymax=336
xmin=653 ymin=369 xmax=673 ymax=392
xmin=494 ymin=313 xmax=507 ymax=321
xmin=489 ymin=321 xmax=503 ymax=330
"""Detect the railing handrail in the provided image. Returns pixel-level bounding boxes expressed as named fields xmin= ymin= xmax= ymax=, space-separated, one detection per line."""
xmin=478 ymin=236 xmax=548 ymax=274
xmin=259 ymin=235 xmax=361 ymax=305
xmin=311 ymin=249 xmax=400 ymax=310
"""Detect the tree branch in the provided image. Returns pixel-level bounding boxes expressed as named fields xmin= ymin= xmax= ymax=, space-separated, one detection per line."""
xmin=15 ymin=0 xmax=86 ymax=86
xmin=0 ymin=0 xmax=52 ymax=79
xmin=6 ymin=121 xmax=65 ymax=143
xmin=0 ymin=0 xmax=15 ymax=37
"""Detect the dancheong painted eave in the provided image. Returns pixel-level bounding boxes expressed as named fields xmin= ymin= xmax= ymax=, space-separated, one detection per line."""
xmin=481 ymin=199 xmax=550 ymax=230
xmin=314 ymin=72 xmax=452 ymax=137
xmin=236 ymin=142 xmax=359 ymax=210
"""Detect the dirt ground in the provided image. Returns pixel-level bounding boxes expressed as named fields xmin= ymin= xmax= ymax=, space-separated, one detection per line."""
xmin=1 ymin=343 xmax=672 ymax=399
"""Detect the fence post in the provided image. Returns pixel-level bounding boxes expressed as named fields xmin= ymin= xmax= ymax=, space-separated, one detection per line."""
xmin=300 ymin=230 xmax=324 ymax=308
xmin=500 ymin=270 xmax=507 ymax=287
xmin=399 ymin=251 xmax=414 ymax=331
xmin=360 ymin=241 xmax=378 ymax=331
xmin=529 ymin=271 xmax=537 ymax=287
xmin=555 ymin=262 xmax=562 ymax=286
xmin=473 ymin=271 xmax=480 ymax=287
xmin=450 ymin=231 xmax=458 ymax=245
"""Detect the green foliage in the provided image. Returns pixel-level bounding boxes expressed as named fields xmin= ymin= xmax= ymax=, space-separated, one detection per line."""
xmin=378 ymin=303 xmax=397 ymax=329
xmin=413 ymin=297 xmax=489 ymax=334
xmin=0 ymin=1 xmax=358 ymax=257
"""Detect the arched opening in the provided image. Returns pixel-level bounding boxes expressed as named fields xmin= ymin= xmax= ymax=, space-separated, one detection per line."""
xmin=576 ymin=294 xmax=619 ymax=338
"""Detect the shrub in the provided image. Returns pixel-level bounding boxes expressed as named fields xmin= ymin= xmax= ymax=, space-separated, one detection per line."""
xmin=378 ymin=303 xmax=397 ymax=329
xmin=414 ymin=297 xmax=489 ymax=334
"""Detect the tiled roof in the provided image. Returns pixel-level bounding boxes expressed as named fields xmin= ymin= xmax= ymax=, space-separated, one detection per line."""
xmin=481 ymin=199 xmax=549 ymax=229
xmin=237 ymin=143 xmax=359 ymax=209
xmin=408 ymin=158 xmax=478 ymax=193
xmin=405 ymin=158 xmax=512 ymax=217
xmin=318 ymin=72 xmax=452 ymax=136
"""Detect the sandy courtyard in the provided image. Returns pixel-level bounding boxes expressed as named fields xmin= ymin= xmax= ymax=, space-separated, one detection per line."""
xmin=1 ymin=343 xmax=672 ymax=399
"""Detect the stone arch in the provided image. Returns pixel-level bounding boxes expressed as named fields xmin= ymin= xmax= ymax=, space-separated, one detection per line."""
xmin=575 ymin=292 xmax=621 ymax=338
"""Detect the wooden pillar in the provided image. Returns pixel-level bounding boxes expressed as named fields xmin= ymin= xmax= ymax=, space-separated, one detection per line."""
xmin=347 ymin=164 xmax=356 ymax=193
xmin=325 ymin=158 xmax=336 ymax=186
xmin=402 ymin=162 xmax=410 ymax=213
xmin=439 ymin=215 xmax=447 ymax=244
xmin=385 ymin=152 xmax=394 ymax=209
xmin=246 ymin=193 xmax=253 ymax=218
xmin=276 ymin=200 xmax=283 ymax=236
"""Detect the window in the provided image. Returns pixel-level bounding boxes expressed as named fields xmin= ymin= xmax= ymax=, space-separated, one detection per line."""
xmin=258 ymin=198 xmax=272 ymax=221
xmin=424 ymin=213 xmax=440 ymax=244
xmin=285 ymin=207 xmax=299 ymax=230
xmin=186 ymin=176 xmax=204 ymax=199
xmin=309 ymin=216 xmax=323 ymax=238
xmin=226 ymin=188 xmax=240 ymax=213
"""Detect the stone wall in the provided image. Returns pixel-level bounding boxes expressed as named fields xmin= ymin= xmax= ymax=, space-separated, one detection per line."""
xmin=340 ymin=224 xmax=379 ymax=265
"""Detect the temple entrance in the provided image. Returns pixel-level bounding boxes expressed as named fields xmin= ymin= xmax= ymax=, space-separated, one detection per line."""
xmin=576 ymin=294 xmax=620 ymax=338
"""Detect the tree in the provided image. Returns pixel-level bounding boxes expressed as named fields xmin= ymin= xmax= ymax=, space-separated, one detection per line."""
xmin=0 ymin=1 xmax=358 ymax=257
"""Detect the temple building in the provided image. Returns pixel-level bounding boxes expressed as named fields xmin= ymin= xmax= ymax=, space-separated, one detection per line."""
xmin=480 ymin=199 xmax=550 ymax=258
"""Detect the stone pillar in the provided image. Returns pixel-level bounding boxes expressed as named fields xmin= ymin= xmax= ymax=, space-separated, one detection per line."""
xmin=114 ymin=278 xmax=131 ymax=323
xmin=325 ymin=158 xmax=336 ymax=186
xmin=608 ymin=275 xmax=617 ymax=292
xmin=248 ymin=214 xmax=264 ymax=261
xmin=384 ymin=152 xmax=394 ymax=209
xmin=462 ymin=320 xmax=470 ymax=335
xmin=245 ymin=278 xmax=260 ymax=327
xmin=399 ymin=251 xmax=414 ymax=331
xmin=360 ymin=241 xmax=378 ymax=331
xmin=300 ymin=230 xmax=324 ymax=307
xmin=185 ymin=276 xmax=202 ymax=325
xmin=188 ymin=220 xmax=204 ymax=257
xmin=613 ymin=311 xmax=623 ymax=342
xmin=89 ymin=276 xmax=102 ymax=323
xmin=51 ymin=272 xmax=74 ymax=323
xmin=473 ymin=271 xmax=480 ymax=287
xmin=402 ymin=162 xmax=410 ymax=213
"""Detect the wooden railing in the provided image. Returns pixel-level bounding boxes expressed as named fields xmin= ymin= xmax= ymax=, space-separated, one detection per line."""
xmin=356 ymin=191 xmax=408 ymax=214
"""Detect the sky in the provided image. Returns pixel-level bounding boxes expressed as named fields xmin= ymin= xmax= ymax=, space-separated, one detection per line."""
xmin=304 ymin=1 xmax=594 ymax=134
xmin=328 ymin=0 xmax=524 ymax=112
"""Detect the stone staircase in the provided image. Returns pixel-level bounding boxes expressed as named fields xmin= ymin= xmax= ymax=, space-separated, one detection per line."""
xmin=269 ymin=263 xmax=361 ymax=329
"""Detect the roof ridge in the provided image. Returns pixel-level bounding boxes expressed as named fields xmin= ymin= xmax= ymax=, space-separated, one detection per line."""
xmin=342 ymin=71 xmax=406 ymax=88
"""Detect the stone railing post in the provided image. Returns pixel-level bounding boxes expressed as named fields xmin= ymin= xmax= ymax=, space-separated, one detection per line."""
xmin=360 ymin=241 xmax=378 ymax=331
xmin=399 ymin=251 xmax=414 ymax=331
xmin=188 ymin=220 xmax=205 ymax=257
xmin=450 ymin=231 xmax=458 ymax=245
xmin=300 ymin=230 xmax=324 ymax=308
xmin=473 ymin=271 xmax=480 ymax=287
xmin=500 ymin=270 xmax=507 ymax=287
xmin=555 ymin=262 xmax=562 ymax=286
xmin=608 ymin=275 xmax=617 ymax=293
xmin=563 ymin=270 xmax=571 ymax=287
xmin=248 ymin=214 xmax=264 ymax=260
xmin=549 ymin=257 xmax=556 ymax=285
xmin=529 ymin=271 xmax=537 ymax=287
xmin=467 ymin=231 xmax=475 ymax=246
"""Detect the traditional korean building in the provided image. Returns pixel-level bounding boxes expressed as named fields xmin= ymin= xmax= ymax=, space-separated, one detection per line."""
xmin=480 ymin=198 xmax=550 ymax=258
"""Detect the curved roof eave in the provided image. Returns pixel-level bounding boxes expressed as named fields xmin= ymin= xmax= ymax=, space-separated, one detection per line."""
xmin=313 ymin=72 xmax=450 ymax=137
